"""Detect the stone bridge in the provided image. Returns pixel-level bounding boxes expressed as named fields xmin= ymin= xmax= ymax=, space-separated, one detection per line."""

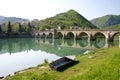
xmin=31 ymin=29 xmax=120 ymax=42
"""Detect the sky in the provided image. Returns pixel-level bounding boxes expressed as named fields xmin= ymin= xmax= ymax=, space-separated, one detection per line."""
xmin=0 ymin=0 xmax=120 ymax=20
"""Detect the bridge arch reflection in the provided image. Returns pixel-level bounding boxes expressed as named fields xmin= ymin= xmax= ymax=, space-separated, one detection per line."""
xmin=0 ymin=38 xmax=118 ymax=55
xmin=37 ymin=38 xmax=112 ymax=49
xmin=76 ymin=39 xmax=88 ymax=48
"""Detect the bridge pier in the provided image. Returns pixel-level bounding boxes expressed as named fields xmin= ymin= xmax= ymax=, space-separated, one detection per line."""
xmin=88 ymin=33 xmax=92 ymax=42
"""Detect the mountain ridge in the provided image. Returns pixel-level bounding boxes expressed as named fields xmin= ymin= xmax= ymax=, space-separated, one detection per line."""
xmin=0 ymin=16 xmax=29 ymax=24
xmin=91 ymin=15 xmax=120 ymax=28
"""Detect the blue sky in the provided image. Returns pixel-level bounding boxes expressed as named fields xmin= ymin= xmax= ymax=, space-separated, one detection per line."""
xmin=0 ymin=0 xmax=120 ymax=20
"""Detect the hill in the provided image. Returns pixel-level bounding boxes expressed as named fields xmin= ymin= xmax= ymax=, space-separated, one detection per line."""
xmin=38 ymin=9 xmax=97 ymax=30
xmin=0 ymin=16 xmax=29 ymax=24
xmin=0 ymin=16 xmax=5 ymax=20
xmin=91 ymin=15 xmax=120 ymax=29
xmin=105 ymin=24 xmax=120 ymax=29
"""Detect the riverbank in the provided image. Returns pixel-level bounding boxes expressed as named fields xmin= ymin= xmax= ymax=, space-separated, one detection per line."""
xmin=6 ymin=46 xmax=120 ymax=80
xmin=0 ymin=32 xmax=32 ymax=38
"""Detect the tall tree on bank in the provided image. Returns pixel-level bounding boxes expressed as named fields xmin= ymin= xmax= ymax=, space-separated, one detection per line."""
xmin=28 ymin=22 xmax=32 ymax=32
xmin=7 ymin=21 xmax=12 ymax=33
xmin=19 ymin=23 xmax=22 ymax=33
xmin=28 ymin=22 xmax=34 ymax=32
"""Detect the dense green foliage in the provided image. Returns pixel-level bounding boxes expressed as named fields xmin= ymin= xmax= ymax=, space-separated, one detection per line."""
xmin=1 ymin=21 xmax=33 ymax=33
xmin=6 ymin=46 xmax=120 ymax=80
xmin=91 ymin=15 xmax=120 ymax=28
xmin=38 ymin=9 xmax=97 ymax=30
xmin=105 ymin=24 xmax=120 ymax=29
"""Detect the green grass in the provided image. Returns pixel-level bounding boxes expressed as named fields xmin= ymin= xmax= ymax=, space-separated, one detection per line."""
xmin=6 ymin=46 xmax=120 ymax=80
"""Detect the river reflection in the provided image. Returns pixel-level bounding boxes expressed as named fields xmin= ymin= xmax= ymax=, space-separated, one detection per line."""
xmin=0 ymin=38 xmax=119 ymax=55
xmin=0 ymin=38 xmax=119 ymax=76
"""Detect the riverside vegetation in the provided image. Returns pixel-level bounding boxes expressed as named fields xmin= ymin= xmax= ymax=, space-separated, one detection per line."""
xmin=6 ymin=46 xmax=120 ymax=80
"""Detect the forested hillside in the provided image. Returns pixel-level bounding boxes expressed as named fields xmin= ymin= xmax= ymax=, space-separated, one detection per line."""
xmin=37 ymin=9 xmax=97 ymax=30
xmin=91 ymin=15 xmax=120 ymax=29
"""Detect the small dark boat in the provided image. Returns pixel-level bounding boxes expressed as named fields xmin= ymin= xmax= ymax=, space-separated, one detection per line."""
xmin=49 ymin=57 xmax=74 ymax=70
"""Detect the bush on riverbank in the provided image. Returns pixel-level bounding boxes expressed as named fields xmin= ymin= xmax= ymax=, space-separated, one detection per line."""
xmin=6 ymin=46 xmax=120 ymax=80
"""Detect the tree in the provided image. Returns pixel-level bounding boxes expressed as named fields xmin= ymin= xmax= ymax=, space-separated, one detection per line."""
xmin=28 ymin=22 xmax=32 ymax=32
xmin=7 ymin=21 xmax=12 ymax=33
xmin=12 ymin=23 xmax=19 ymax=32
xmin=19 ymin=23 xmax=22 ymax=33
xmin=54 ymin=29 xmax=57 ymax=38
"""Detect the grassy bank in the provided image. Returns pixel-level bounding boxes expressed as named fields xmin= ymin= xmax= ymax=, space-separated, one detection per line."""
xmin=6 ymin=46 xmax=120 ymax=80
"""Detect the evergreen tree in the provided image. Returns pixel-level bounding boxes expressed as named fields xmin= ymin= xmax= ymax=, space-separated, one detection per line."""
xmin=28 ymin=22 xmax=32 ymax=32
xmin=7 ymin=21 xmax=12 ymax=33
xmin=54 ymin=29 xmax=57 ymax=38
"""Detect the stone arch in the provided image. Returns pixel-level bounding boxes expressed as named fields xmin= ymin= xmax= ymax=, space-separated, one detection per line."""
xmin=110 ymin=32 xmax=120 ymax=41
xmin=36 ymin=33 xmax=40 ymax=38
xmin=93 ymin=32 xmax=105 ymax=41
xmin=66 ymin=32 xmax=75 ymax=39
xmin=48 ymin=33 xmax=53 ymax=38
xmin=78 ymin=32 xmax=88 ymax=40
xmin=56 ymin=32 xmax=64 ymax=39
xmin=41 ymin=33 xmax=46 ymax=38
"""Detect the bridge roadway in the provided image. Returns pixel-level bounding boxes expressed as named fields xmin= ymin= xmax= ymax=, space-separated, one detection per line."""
xmin=32 ymin=29 xmax=120 ymax=42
